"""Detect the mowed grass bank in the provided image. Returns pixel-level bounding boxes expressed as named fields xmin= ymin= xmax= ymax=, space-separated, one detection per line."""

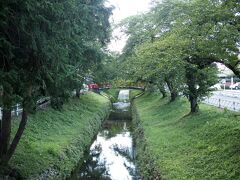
xmin=103 ymin=88 xmax=143 ymax=102
xmin=9 ymin=92 xmax=110 ymax=179
xmin=129 ymin=89 xmax=144 ymax=100
xmin=133 ymin=93 xmax=240 ymax=179
xmin=103 ymin=88 xmax=120 ymax=102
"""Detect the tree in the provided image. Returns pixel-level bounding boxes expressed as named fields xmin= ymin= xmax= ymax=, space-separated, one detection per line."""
xmin=0 ymin=0 xmax=112 ymax=167
xmin=93 ymin=52 xmax=120 ymax=85
xmin=120 ymin=37 xmax=185 ymax=101
xmin=156 ymin=0 xmax=239 ymax=74
xmin=117 ymin=0 xmax=223 ymax=112
xmin=185 ymin=64 xmax=218 ymax=113
xmin=146 ymin=0 xmax=238 ymax=112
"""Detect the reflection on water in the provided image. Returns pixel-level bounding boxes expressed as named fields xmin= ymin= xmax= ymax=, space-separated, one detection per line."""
xmin=69 ymin=90 xmax=139 ymax=180
xmin=71 ymin=121 xmax=138 ymax=180
xmin=112 ymin=102 xmax=131 ymax=111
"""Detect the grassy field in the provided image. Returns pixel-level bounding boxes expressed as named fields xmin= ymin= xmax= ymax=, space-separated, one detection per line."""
xmin=9 ymin=92 xmax=110 ymax=179
xmin=133 ymin=93 xmax=240 ymax=179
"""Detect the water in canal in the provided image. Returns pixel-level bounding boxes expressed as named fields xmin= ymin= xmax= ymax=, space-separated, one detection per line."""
xmin=69 ymin=90 xmax=139 ymax=180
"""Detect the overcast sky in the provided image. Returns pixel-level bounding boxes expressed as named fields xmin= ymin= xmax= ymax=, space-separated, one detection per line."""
xmin=107 ymin=0 xmax=152 ymax=52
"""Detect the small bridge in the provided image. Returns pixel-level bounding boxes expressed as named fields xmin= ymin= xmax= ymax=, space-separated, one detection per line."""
xmin=100 ymin=86 xmax=144 ymax=91
xmin=117 ymin=86 xmax=145 ymax=90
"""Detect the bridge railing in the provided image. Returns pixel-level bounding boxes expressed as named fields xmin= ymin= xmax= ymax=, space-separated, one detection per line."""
xmin=117 ymin=86 xmax=145 ymax=90
xmin=100 ymin=86 xmax=144 ymax=90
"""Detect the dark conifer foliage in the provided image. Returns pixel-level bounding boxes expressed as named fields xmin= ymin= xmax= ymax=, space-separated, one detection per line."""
xmin=0 ymin=0 xmax=112 ymax=166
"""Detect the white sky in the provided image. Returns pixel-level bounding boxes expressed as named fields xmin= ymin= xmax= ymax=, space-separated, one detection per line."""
xmin=106 ymin=0 xmax=152 ymax=52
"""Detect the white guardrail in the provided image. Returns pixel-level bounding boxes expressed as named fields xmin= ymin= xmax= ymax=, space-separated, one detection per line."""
xmin=203 ymin=97 xmax=240 ymax=112
xmin=0 ymin=97 xmax=50 ymax=120
xmin=0 ymin=104 xmax=23 ymax=120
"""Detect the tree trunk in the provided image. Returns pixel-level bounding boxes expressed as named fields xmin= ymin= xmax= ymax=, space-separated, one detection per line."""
xmin=165 ymin=79 xmax=177 ymax=102
xmin=0 ymin=85 xmax=32 ymax=166
xmin=170 ymin=91 xmax=178 ymax=102
xmin=0 ymin=109 xmax=12 ymax=158
xmin=76 ymin=82 xmax=83 ymax=98
xmin=189 ymin=95 xmax=199 ymax=113
xmin=186 ymin=66 xmax=199 ymax=113
xmin=157 ymin=83 xmax=167 ymax=98
xmin=76 ymin=88 xmax=80 ymax=98
xmin=1 ymin=109 xmax=28 ymax=165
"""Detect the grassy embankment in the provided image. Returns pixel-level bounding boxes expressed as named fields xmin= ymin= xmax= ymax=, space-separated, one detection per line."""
xmin=129 ymin=89 xmax=144 ymax=100
xmin=9 ymin=92 xmax=110 ymax=179
xmin=103 ymin=88 xmax=143 ymax=102
xmin=102 ymin=88 xmax=120 ymax=102
xmin=132 ymin=93 xmax=240 ymax=179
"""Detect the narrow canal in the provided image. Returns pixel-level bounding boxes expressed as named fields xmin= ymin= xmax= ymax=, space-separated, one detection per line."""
xmin=69 ymin=90 xmax=139 ymax=180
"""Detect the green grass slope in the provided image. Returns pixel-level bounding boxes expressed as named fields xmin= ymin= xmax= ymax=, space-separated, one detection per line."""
xmin=9 ymin=92 xmax=110 ymax=179
xmin=103 ymin=88 xmax=120 ymax=102
xmin=129 ymin=89 xmax=144 ymax=100
xmin=133 ymin=93 xmax=240 ymax=179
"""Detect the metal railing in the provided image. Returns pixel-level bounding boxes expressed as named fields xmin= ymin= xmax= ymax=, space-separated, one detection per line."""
xmin=0 ymin=104 xmax=23 ymax=120
xmin=203 ymin=97 xmax=240 ymax=111
xmin=0 ymin=97 xmax=50 ymax=120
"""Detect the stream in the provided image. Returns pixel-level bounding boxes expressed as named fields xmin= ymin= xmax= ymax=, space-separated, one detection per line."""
xmin=69 ymin=90 xmax=140 ymax=180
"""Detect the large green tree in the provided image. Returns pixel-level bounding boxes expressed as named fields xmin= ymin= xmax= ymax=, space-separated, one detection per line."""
xmin=156 ymin=0 xmax=239 ymax=112
xmin=0 ymin=0 xmax=111 ymax=167
xmin=93 ymin=52 xmax=120 ymax=85
xmin=118 ymin=0 xmax=228 ymax=112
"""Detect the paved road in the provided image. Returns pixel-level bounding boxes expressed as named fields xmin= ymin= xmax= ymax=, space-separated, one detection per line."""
xmin=203 ymin=90 xmax=240 ymax=111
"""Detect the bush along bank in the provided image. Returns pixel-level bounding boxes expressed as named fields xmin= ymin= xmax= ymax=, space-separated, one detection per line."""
xmin=132 ymin=93 xmax=240 ymax=179
xmin=132 ymin=101 xmax=162 ymax=180
xmin=7 ymin=92 xmax=111 ymax=179
xmin=131 ymin=89 xmax=161 ymax=179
